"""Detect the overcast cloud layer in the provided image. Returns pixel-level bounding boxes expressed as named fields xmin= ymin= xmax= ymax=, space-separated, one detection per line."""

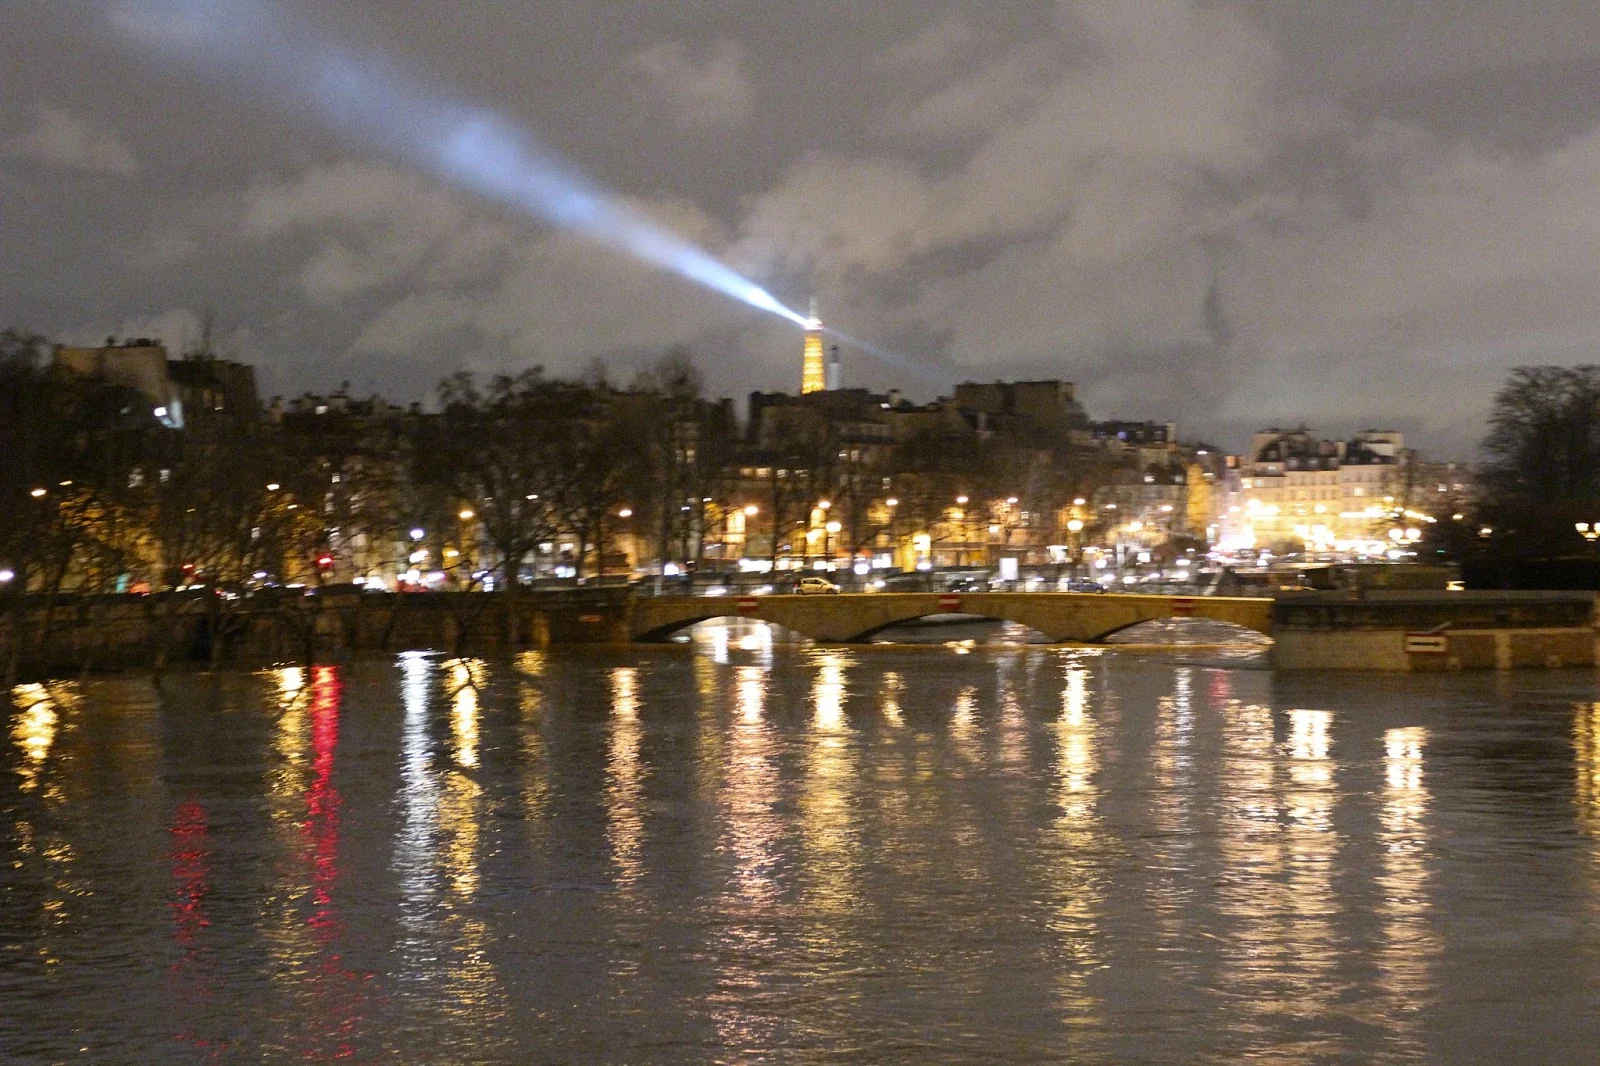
xmin=6 ymin=1 xmax=1600 ymax=457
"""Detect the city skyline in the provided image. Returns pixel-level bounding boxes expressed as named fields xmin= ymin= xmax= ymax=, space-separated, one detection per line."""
xmin=7 ymin=3 xmax=1600 ymax=457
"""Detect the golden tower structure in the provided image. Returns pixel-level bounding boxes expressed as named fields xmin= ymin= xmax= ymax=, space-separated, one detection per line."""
xmin=800 ymin=297 xmax=826 ymax=394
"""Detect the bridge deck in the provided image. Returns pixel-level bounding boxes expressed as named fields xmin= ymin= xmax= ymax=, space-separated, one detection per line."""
xmin=630 ymin=591 xmax=1274 ymax=644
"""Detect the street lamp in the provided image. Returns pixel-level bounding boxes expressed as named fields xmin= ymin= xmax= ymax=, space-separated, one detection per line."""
xmin=743 ymin=504 xmax=759 ymax=516
xmin=618 ymin=507 xmax=633 ymax=519
xmin=1066 ymin=518 xmax=1085 ymax=580
xmin=825 ymin=519 xmax=841 ymax=567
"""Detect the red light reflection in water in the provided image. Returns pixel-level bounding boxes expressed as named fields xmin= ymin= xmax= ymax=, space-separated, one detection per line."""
xmin=1208 ymin=669 xmax=1233 ymax=705
xmin=168 ymin=799 xmax=226 ymax=1061
xmin=299 ymin=666 xmax=379 ymax=1061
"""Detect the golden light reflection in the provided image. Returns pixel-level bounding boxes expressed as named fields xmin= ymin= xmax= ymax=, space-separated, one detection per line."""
xmin=693 ymin=653 xmax=719 ymax=698
xmin=1575 ymin=703 xmax=1600 ymax=835
xmin=812 ymin=651 xmax=847 ymax=732
xmin=725 ymin=666 xmax=777 ymax=901
xmin=517 ymin=673 xmax=549 ymax=838
xmin=1059 ymin=667 xmax=1095 ymax=811
xmin=277 ymin=666 xmax=306 ymax=701
xmin=738 ymin=664 xmax=764 ymax=723
xmin=1214 ymin=702 xmax=1342 ymax=1030
xmin=270 ymin=666 xmax=310 ymax=801
xmin=8 ymin=681 xmax=78 ymax=965
xmin=606 ymin=666 xmax=645 ymax=889
xmin=1050 ymin=663 xmax=1104 ymax=1026
xmin=711 ymin=663 xmax=783 ymax=1049
xmin=10 ymin=683 xmax=59 ymax=793
xmin=1377 ymin=724 xmax=1435 ymax=1046
xmin=801 ymin=651 xmax=860 ymax=916
xmin=514 ymin=649 xmax=547 ymax=677
xmin=445 ymin=658 xmax=485 ymax=769
xmin=1147 ymin=669 xmax=1197 ymax=943
xmin=880 ymin=671 xmax=904 ymax=728
xmin=392 ymin=654 xmax=508 ymax=1042
xmin=950 ymin=685 xmax=979 ymax=757
xmin=1281 ymin=708 xmax=1338 ymax=1010
xmin=997 ymin=655 xmax=1027 ymax=771
xmin=705 ymin=621 xmax=731 ymax=664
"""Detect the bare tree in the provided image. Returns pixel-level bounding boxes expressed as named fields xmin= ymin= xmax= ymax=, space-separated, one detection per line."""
xmin=1479 ymin=366 xmax=1600 ymax=555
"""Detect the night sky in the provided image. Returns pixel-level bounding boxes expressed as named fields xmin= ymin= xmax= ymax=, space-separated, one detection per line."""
xmin=6 ymin=1 xmax=1600 ymax=456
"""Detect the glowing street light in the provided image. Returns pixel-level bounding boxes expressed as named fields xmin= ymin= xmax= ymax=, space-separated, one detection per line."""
xmin=29 ymin=488 xmax=46 ymax=498
xmin=743 ymin=504 xmax=759 ymax=516
xmin=266 ymin=482 xmax=280 ymax=491
xmin=885 ymin=498 xmax=898 ymax=508
xmin=956 ymin=495 xmax=969 ymax=505
xmin=410 ymin=528 xmax=425 ymax=541
xmin=817 ymin=499 xmax=832 ymax=511
xmin=1067 ymin=519 xmax=1085 ymax=533
xmin=618 ymin=507 xmax=633 ymax=518
xmin=458 ymin=509 xmax=475 ymax=521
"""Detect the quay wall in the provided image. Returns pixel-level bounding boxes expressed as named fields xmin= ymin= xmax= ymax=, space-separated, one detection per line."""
xmin=1270 ymin=591 xmax=1597 ymax=671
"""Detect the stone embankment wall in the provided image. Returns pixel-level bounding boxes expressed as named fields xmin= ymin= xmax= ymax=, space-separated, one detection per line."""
xmin=1271 ymin=590 xmax=1598 ymax=671
xmin=0 ymin=590 xmax=632 ymax=677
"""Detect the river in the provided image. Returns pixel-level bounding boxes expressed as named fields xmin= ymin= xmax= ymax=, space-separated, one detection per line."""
xmin=5 ymin=627 xmax=1600 ymax=1062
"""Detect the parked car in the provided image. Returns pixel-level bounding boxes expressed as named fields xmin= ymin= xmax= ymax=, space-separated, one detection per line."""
xmin=795 ymin=576 xmax=841 ymax=595
xmin=1065 ymin=579 xmax=1108 ymax=593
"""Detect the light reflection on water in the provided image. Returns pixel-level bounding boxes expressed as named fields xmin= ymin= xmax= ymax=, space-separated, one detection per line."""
xmin=7 ymin=649 xmax=1600 ymax=1062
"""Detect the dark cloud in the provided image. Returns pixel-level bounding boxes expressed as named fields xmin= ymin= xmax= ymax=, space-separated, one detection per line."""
xmin=4 ymin=1 xmax=1599 ymax=458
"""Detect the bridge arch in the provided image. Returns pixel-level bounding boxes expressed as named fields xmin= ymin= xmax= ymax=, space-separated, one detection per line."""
xmin=1089 ymin=615 xmax=1274 ymax=644
xmin=634 ymin=613 xmax=814 ymax=643
xmin=844 ymin=613 xmax=1053 ymax=644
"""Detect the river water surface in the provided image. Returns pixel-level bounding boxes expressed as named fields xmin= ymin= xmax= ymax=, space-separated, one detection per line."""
xmin=6 ymin=632 xmax=1600 ymax=1063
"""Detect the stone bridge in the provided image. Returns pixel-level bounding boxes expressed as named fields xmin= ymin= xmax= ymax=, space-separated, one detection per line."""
xmin=629 ymin=591 xmax=1273 ymax=644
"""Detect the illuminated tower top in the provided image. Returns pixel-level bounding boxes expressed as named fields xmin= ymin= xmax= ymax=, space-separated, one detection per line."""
xmin=801 ymin=296 xmax=826 ymax=394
